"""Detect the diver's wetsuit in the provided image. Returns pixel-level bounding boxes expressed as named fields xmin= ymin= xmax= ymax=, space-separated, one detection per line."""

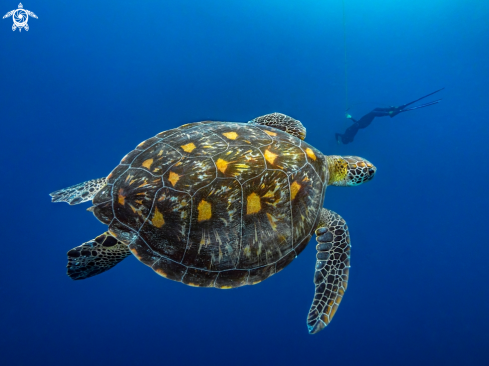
xmin=335 ymin=107 xmax=396 ymax=144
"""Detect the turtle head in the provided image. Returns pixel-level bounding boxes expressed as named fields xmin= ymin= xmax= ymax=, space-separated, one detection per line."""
xmin=326 ymin=155 xmax=376 ymax=187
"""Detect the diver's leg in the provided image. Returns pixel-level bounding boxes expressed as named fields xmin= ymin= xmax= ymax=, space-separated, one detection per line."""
xmin=372 ymin=107 xmax=392 ymax=114
xmin=356 ymin=112 xmax=382 ymax=128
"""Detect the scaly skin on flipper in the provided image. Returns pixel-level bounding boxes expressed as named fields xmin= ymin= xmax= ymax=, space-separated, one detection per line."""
xmin=50 ymin=178 xmax=107 ymax=205
xmin=248 ymin=113 xmax=306 ymax=140
xmin=307 ymin=208 xmax=350 ymax=334
xmin=67 ymin=232 xmax=131 ymax=280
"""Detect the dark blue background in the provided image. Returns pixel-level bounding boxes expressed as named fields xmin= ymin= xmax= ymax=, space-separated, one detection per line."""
xmin=1 ymin=1 xmax=487 ymax=365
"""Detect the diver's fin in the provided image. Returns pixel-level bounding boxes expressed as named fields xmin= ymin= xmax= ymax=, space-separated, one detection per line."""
xmin=401 ymin=99 xmax=442 ymax=112
xmin=400 ymin=88 xmax=445 ymax=109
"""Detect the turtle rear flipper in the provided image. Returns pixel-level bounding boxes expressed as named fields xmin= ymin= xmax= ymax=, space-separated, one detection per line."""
xmin=67 ymin=233 xmax=131 ymax=280
xmin=50 ymin=178 xmax=106 ymax=205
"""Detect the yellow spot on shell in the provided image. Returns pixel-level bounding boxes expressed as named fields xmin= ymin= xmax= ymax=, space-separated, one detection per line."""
xmin=152 ymin=207 xmax=165 ymax=228
xmin=187 ymin=282 xmax=201 ymax=287
xmin=264 ymin=130 xmax=277 ymax=136
xmin=219 ymin=285 xmax=233 ymax=289
xmin=290 ymin=181 xmax=301 ymax=200
xmin=198 ymin=200 xmax=212 ymax=222
xmin=263 ymin=190 xmax=274 ymax=198
xmin=168 ymin=171 xmax=181 ymax=186
xmin=222 ymin=132 xmax=238 ymax=140
xmin=247 ymin=193 xmax=261 ymax=214
xmin=266 ymin=213 xmax=278 ymax=231
xmin=215 ymin=158 xmax=229 ymax=173
xmin=155 ymin=268 xmax=168 ymax=278
xmin=129 ymin=247 xmax=142 ymax=260
xmin=305 ymin=148 xmax=316 ymax=161
xmin=264 ymin=149 xmax=278 ymax=165
xmin=181 ymin=142 xmax=196 ymax=153
xmin=118 ymin=188 xmax=126 ymax=205
xmin=243 ymin=246 xmax=251 ymax=257
xmin=142 ymin=158 xmax=154 ymax=169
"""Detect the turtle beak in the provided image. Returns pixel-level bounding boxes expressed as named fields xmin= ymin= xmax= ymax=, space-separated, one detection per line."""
xmin=365 ymin=163 xmax=376 ymax=182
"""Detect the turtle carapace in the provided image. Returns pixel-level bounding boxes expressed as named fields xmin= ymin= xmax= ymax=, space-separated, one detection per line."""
xmin=50 ymin=113 xmax=376 ymax=334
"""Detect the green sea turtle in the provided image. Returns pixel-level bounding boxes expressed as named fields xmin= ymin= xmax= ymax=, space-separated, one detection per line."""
xmin=50 ymin=113 xmax=376 ymax=334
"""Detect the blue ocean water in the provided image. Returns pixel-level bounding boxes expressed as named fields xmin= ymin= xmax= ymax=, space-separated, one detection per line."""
xmin=1 ymin=0 xmax=488 ymax=365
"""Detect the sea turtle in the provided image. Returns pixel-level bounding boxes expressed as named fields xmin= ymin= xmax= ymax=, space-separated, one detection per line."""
xmin=50 ymin=113 xmax=376 ymax=334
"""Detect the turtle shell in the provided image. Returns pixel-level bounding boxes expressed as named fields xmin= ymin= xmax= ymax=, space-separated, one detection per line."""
xmin=92 ymin=121 xmax=329 ymax=288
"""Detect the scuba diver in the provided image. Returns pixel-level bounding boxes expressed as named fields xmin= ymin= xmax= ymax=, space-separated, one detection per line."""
xmin=335 ymin=88 xmax=444 ymax=144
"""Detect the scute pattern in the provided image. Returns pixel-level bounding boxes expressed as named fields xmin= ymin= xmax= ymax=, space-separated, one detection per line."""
xmin=163 ymin=157 xmax=216 ymax=195
xmin=132 ymin=142 xmax=182 ymax=175
xmin=164 ymin=127 xmax=228 ymax=157
xmin=211 ymin=122 xmax=273 ymax=147
xmin=183 ymin=179 xmax=242 ymax=270
xmin=289 ymin=164 xmax=325 ymax=244
xmin=113 ymin=168 xmax=162 ymax=231
xmin=93 ymin=121 xmax=328 ymax=288
xmin=213 ymin=146 xmax=266 ymax=182
xmin=240 ymin=170 xmax=292 ymax=268
xmin=260 ymin=141 xmax=306 ymax=172
xmin=139 ymin=187 xmax=191 ymax=262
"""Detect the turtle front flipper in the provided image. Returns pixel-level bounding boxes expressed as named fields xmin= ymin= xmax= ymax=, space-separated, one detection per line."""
xmin=307 ymin=208 xmax=351 ymax=334
xmin=50 ymin=178 xmax=107 ymax=205
xmin=248 ymin=112 xmax=306 ymax=140
xmin=67 ymin=233 xmax=131 ymax=280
